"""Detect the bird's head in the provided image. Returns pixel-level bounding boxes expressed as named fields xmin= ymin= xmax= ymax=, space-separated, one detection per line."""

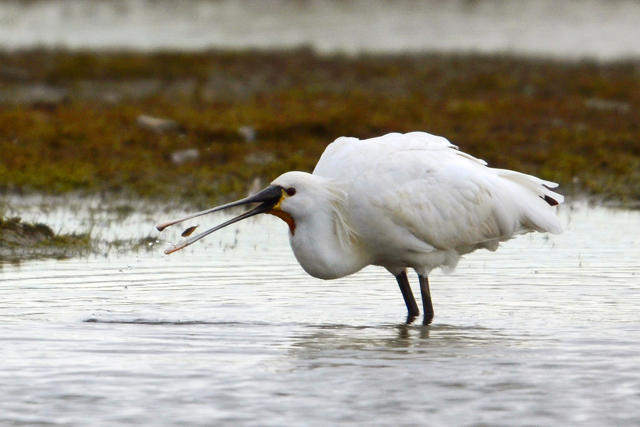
xmin=268 ymin=171 xmax=336 ymax=224
xmin=156 ymin=171 xmax=331 ymax=255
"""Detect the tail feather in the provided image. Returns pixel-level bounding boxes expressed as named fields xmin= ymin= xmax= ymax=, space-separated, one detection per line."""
xmin=495 ymin=169 xmax=564 ymax=235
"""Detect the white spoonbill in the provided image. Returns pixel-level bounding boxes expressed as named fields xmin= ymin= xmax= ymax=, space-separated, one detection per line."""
xmin=157 ymin=132 xmax=563 ymax=324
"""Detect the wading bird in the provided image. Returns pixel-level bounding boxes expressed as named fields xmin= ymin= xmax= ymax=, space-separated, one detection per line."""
xmin=157 ymin=132 xmax=563 ymax=324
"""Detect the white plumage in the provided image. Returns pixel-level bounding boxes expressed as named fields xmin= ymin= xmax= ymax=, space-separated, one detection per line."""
xmin=157 ymin=132 xmax=563 ymax=324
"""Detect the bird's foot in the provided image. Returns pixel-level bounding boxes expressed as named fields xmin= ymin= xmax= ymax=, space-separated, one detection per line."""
xmin=405 ymin=314 xmax=418 ymax=325
xmin=422 ymin=314 xmax=434 ymax=326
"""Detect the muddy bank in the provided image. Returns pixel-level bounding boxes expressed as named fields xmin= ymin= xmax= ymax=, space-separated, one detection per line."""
xmin=0 ymin=200 xmax=159 ymax=261
xmin=0 ymin=215 xmax=91 ymax=261
xmin=1 ymin=50 xmax=639 ymax=206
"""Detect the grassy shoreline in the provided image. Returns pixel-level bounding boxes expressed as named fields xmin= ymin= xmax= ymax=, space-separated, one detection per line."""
xmin=0 ymin=214 xmax=91 ymax=261
xmin=1 ymin=50 xmax=639 ymax=207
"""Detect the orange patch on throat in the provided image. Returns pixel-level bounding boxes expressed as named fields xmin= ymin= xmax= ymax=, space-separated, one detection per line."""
xmin=267 ymin=210 xmax=296 ymax=234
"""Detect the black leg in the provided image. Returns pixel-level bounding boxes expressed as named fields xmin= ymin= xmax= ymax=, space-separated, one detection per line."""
xmin=419 ymin=275 xmax=434 ymax=325
xmin=396 ymin=270 xmax=420 ymax=322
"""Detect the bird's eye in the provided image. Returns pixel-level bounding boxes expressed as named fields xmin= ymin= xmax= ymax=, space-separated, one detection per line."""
xmin=286 ymin=187 xmax=296 ymax=196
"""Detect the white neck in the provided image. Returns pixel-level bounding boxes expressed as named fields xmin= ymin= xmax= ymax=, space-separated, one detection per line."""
xmin=289 ymin=199 xmax=368 ymax=280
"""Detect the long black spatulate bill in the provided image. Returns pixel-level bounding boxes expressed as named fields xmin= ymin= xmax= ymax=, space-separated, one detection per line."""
xmin=156 ymin=185 xmax=284 ymax=254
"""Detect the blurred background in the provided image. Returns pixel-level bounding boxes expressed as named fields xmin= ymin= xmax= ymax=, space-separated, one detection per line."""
xmin=1 ymin=0 xmax=639 ymax=205
xmin=2 ymin=0 xmax=640 ymax=59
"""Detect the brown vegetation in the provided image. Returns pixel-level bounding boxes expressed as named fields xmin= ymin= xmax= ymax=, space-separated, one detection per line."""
xmin=1 ymin=50 xmax=639 ymax=206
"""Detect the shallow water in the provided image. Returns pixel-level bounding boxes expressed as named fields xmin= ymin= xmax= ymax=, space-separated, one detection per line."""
xmin=1 ymin=200 xmax=639 ymax=426
xmin=2 ymin=0 xmax=640 ymax=60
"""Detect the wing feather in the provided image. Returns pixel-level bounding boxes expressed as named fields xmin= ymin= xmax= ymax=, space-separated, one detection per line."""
xmin=313 ymin=132 xmax=562 ymax=257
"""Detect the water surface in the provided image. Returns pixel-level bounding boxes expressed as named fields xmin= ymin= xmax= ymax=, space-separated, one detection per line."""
xmin=1 ymin=200 xmax=639 ymax=426
xmin=2 ymin=0 xmax=640 ymax=60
